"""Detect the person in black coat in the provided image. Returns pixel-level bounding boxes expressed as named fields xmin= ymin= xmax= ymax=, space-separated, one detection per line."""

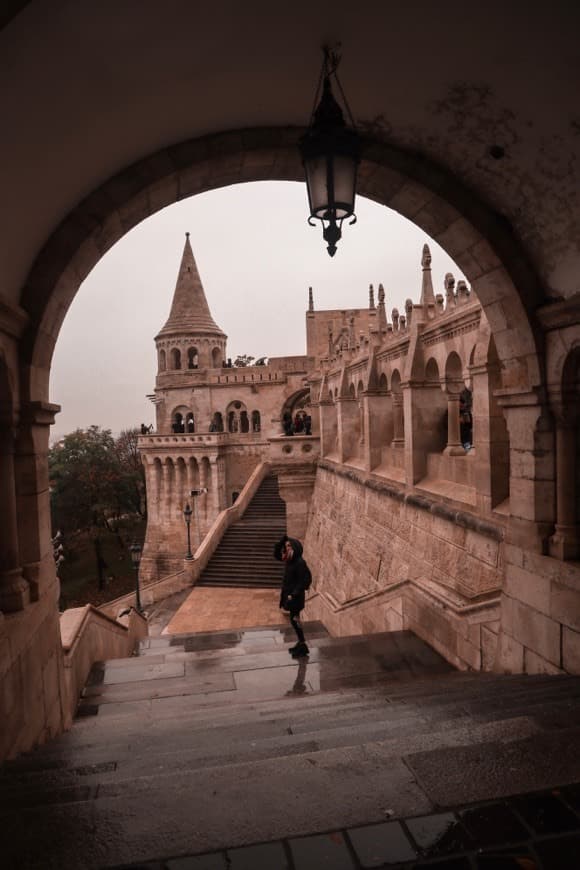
xmin=274 ymin=534 xmax=311 ymax=657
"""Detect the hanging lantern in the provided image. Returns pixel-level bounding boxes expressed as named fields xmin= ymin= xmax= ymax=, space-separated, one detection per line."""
xmin=300 ymin=45 xmax=361 ymax=257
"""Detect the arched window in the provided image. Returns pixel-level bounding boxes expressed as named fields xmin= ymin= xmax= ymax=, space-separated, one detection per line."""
xmin=210 ymin=412 xmax=224 ymax=433
xmin=172 ymin=412 xmax=184 ymax=433
xmin=226 ymin=400 xmax=246 ymax=433
xmin=171 ymin=348 xmax=182 ymax=370
xmin=212 ymin=347 xmax=221 ymax=367
xmin=251 ymin=410 xmax=261 ymax=432
xmin=187 ymin=347 xmax=199 ymax=369
xmin=159 ymin=349 xmax=166 ymax=372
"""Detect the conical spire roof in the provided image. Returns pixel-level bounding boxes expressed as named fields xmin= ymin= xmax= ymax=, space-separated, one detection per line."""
xmin=156 ymin=234 xmax=226 ymax=339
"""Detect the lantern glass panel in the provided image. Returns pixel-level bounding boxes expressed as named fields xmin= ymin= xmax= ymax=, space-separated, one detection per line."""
xmin=332 ymin=155 xmax=357 ymax=218
xmin=304 ymin=154 xmax=330 ymax=219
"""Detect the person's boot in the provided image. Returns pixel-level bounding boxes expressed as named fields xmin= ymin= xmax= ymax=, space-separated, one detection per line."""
xmin=288 ymin=643 xmax=300 ymax=655
xmin=291 ymin=642 xmax=309 ymax=657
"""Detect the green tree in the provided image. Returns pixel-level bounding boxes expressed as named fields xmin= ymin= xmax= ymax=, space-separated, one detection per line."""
xmin=49 ymin=425 xmax=144 ymax=535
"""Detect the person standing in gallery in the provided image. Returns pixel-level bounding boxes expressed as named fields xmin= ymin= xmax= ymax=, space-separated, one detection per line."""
xmin=274 ymin=534 xmax=312 ymax=657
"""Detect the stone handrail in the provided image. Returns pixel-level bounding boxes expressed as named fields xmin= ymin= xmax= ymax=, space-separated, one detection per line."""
xmin=60 ymin=604 xmax=147 ymax=722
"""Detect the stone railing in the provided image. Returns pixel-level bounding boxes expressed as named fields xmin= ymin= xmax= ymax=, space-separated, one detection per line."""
xmin=60 ymin=605 xmax=147 ymax=721
xmin=268 ymin=435 xmax=320 ymax=463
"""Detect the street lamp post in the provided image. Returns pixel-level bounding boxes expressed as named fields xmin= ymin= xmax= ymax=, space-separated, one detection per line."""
xmin=183 ymin=503 xmax=193 ymax=560
xmin=129 ymin=542 xmax=143 ymax=612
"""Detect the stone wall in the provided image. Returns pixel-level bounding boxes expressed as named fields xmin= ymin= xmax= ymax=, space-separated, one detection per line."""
xmin=497 ymin=544 xmax=580 ymax=674
xmin=304 ymin=463 xmax=503 ymax=671
xmin=0 ymin=576 xmax=68 ymax=760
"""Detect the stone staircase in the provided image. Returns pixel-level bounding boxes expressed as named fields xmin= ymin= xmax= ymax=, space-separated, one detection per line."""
xmin=198 ymin=473 xmax=287 ymax=588
xmin=3 ymin=624 xmax=580 ymax=868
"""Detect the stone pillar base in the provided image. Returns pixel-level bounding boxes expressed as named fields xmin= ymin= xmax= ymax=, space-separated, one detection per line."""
xmin=549 ymin=525 xmax=580 ymax=561
xmin=277 ymin=467 xmax=317 ymax=541
xmin=0 ymin=568 xmax=30 ymax=612
xmin=444 ymin=444 xmax=466 ymax=456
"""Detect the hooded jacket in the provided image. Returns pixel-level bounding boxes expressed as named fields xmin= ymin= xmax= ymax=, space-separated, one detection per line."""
xmin=274 ymin=536 xmax=310 ymax=613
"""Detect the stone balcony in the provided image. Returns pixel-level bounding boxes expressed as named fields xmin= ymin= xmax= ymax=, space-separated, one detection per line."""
xmin=267 ymin=434 xmax=320 ymax=464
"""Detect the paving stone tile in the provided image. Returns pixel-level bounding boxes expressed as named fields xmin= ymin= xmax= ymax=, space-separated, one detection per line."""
xmin=459 ymin=802 xmax=528 ymax=846
xmin=416 ymin=858 xmax=471 ymax=869
xmin=561 ymin=782 xmax=580 ymax=813
xmin=103 ymin=661 xmax=185 ymax=685
xmin=226 ymin=840 xmax=289 ymax=869
xmin=511 ymin=792 xmax=580 ymax=835
xmin=165 ymin=854 xmax=228 ymax=869
xmin=474 ymin=844 xmax=540 ymax=868
xmin=534 ymin=833 xmax=580 ymax=869
xmin=347 ymin=820 xmax=417 ymax=866
xmin=405 ymin=812 xmax=473 ymax=857
xmin=289 ymin=831 xmax=356 ymax=869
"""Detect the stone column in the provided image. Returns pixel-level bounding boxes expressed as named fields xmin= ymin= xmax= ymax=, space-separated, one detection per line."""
xmin=318 ymin=398 xmax=336 ymax=457
xmin=498 ymin=391 xmax=555 ymax=552
xmin=277 ymin=465 xmax=317 ymax=540
xmin=362 ymin=391 xmax=384 ymax=471
xmin=444 ymin=393 xmax=465 ymax=455
xmin=187 ymin=457 xmax=198 ymax=497
xmin=471 ymin=362 xmax=510 ymax=512
xmin=337 ymin=396 xmax=359 ymax=463
xmin=391 ymin=394 xmax=404 ymax=448
xmin=161 ymin=460 xmax=171 ymax=522
xmin=0 ymin=425 xmax=29 ymax=612
xmin=549 ymin=422 xmax=580 ymax=560
xmin=14 ymin=401 xmax=61 ymax=603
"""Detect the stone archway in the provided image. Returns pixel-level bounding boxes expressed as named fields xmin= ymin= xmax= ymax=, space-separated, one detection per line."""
xmin=2 ymin=124 xmax=551 ymax=760
xmin=20 ymin=127 xmax=542 ymax=409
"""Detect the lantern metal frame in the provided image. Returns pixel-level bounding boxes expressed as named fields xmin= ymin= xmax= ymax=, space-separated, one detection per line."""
xmin=300 ymin=45 xmax=361 ymax=257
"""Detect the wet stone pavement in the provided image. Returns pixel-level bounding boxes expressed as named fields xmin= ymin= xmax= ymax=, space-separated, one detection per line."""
xmin=110 ymin=785 xmax=580 ymax=868
xmin=3 ymin=624 xmax=580 ymax=869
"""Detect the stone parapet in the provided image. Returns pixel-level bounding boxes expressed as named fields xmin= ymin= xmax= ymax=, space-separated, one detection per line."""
xmin=304 ymin=462 xmax=503 ymax=671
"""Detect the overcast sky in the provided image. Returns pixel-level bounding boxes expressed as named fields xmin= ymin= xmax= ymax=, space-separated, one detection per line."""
xmin=49 ymin=181 xmax=466 ymax=441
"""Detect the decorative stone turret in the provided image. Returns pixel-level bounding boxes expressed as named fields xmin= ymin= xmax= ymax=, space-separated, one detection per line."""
xmin=377 ymin=285 xmax=388 ymax=333
xmin=420 ymin=244 xmax=436 ymax=318
xmin=155 ymin=233 xmax=227 ymax=373
xmin=444 ymin=273 xmax=456 ymax=310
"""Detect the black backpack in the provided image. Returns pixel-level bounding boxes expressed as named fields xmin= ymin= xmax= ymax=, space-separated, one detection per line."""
xmin=303 ymin=562 xmax=312 ymax=590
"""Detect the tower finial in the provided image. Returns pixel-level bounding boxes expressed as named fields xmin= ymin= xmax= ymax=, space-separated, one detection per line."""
xmin=308 ymin=286 xmax=314 ymax=312
xmin=185 ymin=231 xmax=190 ymax=239
xmin=369 ymin=284 xmax=375 ymax=310
xmin=420 ymin=243 xmax=436 ymax=312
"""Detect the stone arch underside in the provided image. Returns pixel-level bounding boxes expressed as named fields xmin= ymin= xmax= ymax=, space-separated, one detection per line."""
xmin=20 ymin=127 xmax=543 ymax=405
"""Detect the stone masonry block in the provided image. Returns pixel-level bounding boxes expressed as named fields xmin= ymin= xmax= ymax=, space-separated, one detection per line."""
xmin=481 ymin=625 xmax=498 ymax=670
xmin=505 ymin=565 xmax=551 ymax=617
xmin=551 ymin=581 xmax=580 ymax=632
xmin=524 ymin=649 xmax=563 ymax=675
xmin=457 ymin=635 xmax=482 ymax=670
xmin=496 ymin=631 xmax=525 ymax=673
xmin=464 ymin=530 xmax=499 ymax=567
xmin=510 ymin=598 xmax=561 ymax=666
xmin=562 ymin=627 xmax=580 ymax=674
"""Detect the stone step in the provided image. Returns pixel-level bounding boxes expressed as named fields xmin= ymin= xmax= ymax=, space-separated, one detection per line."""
xmin=198 ymin=473 xmax=287 ymax=587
